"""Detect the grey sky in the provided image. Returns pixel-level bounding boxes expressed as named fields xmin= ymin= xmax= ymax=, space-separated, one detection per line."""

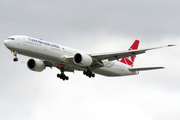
xmin=0 ymin=0 xmax=180 ymax=120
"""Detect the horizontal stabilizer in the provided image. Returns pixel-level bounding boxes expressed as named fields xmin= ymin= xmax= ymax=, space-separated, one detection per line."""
xmin=129 ymin=67 xmax=164 ymax=71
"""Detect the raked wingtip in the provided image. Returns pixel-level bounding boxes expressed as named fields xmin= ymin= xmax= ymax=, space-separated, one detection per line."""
xmin=168 ymin=44 xmax=177 ymax=47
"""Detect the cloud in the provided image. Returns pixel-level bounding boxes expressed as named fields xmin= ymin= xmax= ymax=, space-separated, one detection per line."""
xmin=1 ymin=0 xmax=180 ymax=40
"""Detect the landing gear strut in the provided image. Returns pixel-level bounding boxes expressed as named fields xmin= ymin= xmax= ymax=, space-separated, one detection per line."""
xmin=83 ymin=69 xmax=95 ymax=78
xmin=57 ymin=69 xmax=69 ymax=81
xmin=11 ymin=51 xmax=18 ymax=62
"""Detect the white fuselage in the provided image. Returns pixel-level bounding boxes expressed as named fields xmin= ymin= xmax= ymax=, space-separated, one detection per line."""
xmin=4 ymin=35 xmax=138 ymax=77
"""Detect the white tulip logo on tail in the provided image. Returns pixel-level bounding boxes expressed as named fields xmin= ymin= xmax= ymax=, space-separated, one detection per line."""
xmin=120 ymin=40 xmax=140 ymax=67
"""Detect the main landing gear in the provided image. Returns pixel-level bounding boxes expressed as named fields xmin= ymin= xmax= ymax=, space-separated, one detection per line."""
xmin=83 ymin=69 xmax=95 ymax=78
xmin=57 ymin=71 xmax=69 ymax=81
xmin=11 ymin=51 xmax=18 ymax=62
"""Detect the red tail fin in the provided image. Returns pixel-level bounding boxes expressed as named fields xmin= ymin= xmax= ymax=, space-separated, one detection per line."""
xmin=120 ymin=40 xmax=140 ymax=67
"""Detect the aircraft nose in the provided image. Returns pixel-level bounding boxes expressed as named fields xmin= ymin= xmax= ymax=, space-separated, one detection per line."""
xmin=4 ymin=40 xmax=9 ymax=48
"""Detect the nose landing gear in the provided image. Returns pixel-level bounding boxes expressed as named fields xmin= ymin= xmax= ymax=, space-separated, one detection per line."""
xmin=13 ymin=58 xmax=18 ymax=62
xmin=11 ymin=51 xmax=18 ymax=62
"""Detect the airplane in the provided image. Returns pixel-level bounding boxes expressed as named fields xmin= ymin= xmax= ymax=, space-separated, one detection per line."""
xmin=4 ymin=35 xmax=175 ymax=81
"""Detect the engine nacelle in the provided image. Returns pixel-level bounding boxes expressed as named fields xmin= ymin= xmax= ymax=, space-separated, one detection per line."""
xmin=73 ymin=53 xmax=93 ymax=66
xmin=27 ymin=59 xmax=46 ymax=72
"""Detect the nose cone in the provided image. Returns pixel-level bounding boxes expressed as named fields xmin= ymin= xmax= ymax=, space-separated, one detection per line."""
xmin=4 ymin=40 xmax=9 ymax=48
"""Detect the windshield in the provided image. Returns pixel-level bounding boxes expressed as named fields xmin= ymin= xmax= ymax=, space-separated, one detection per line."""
xmin=7 ymin=38 xmax=15 ymax=40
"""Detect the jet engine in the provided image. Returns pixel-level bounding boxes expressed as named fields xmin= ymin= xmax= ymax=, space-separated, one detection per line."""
xmin=27 ymin=59 xmax=46 ymax=72
xmin=73 ymin=53 xmax=93 ymax=66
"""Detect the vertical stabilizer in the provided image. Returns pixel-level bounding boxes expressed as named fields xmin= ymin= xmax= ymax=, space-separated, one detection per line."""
xmin=120 ymin=40 xmax=140 ymax=67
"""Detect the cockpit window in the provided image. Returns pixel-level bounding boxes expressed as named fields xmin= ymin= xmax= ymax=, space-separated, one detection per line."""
xmin=7 ymin=38 xmax=15 ymax=40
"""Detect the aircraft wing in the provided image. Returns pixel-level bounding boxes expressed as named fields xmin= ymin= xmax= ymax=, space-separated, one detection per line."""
xmin=90 ymin=45 xmax=175 ymax=61
xmin=129 ymin=66 xmax=164 ymax=71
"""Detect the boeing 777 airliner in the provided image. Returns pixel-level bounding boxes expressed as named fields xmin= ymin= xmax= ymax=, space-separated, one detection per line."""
xmin=4 ymin=35 xmax=175 ymax=80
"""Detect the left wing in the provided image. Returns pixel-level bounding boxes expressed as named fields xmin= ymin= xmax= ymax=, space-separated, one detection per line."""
xmin=90 ymin=44 xmax=175 ymax=61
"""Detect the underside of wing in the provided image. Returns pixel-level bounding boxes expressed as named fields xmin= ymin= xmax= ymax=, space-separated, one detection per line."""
xmin=43 ymin=60 xmax=53 ymax=67
xmin=43 ymin=60 xmax=75 ymax=72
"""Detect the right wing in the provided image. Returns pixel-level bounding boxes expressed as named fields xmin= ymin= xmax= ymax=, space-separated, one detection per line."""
xmin=90 ymin=44 xmax=176 ymax=61
xmin=66 ymin=44 xmax=175 ymax=70
xmin=129 ymin=66 xmax=165 ymax=71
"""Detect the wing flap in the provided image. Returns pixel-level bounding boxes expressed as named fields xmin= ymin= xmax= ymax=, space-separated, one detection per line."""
xmin=129 ymin=67 xmax=164 ymax=71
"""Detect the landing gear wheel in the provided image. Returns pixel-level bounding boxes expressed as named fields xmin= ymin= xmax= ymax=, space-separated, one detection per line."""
xmin=57 ymin=72 xmax=69 ymax=81
xmin=83 ymin=71 xmax=87 ymax=75
xmin=13 ymin=58 xmax=18 ymax=62
xmin=57 ymin=74 xmax=60 ymax=78
xmin=92 ymin=73 xmax=95 ymax=77
xmin=65 ymin=76 xmax=69 ymax=80
xmin=83 ymin=70 xmax=95 ymax=78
